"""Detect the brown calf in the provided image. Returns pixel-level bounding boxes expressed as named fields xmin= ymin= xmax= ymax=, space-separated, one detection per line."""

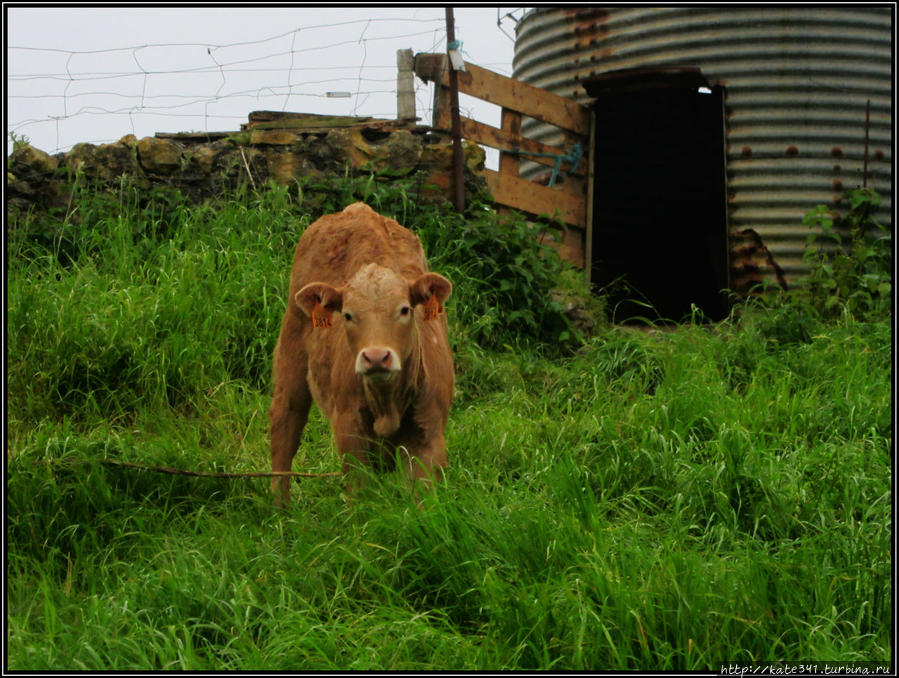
xmin=269 ymin=202 xmax=454 ymax=504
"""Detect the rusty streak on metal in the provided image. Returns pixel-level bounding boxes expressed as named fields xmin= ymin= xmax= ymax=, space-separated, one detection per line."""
xmin=731 ymin=228 xmax=789 ymax=292
xmin=445 ymin=7 xmax=465 ymax=213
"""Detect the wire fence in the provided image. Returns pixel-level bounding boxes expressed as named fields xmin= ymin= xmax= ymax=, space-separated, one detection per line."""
xmin=7 ymin=10 xmax=522 ymax=163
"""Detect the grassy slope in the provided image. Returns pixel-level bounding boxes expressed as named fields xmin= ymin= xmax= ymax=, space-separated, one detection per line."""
xmin=6 ymin=186 xmax=892 ymax=670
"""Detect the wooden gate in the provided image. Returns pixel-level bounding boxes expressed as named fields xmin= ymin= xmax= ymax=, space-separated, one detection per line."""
xmin=413 ymin=53 xmax=593 ymax=268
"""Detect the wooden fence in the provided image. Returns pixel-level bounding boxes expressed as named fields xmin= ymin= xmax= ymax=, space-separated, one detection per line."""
xmin=413 ymin=53 xmax=594 ymax=268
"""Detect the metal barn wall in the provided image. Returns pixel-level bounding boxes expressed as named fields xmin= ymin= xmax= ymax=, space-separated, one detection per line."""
xmin=512 ymin=6 xmax=893 ymax=286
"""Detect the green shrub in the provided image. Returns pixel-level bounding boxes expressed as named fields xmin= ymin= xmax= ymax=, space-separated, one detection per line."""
xmin=799 ymin=187 xmax=892 ymax=320
xmin=409 ymin=197 xmax=587 ymax=351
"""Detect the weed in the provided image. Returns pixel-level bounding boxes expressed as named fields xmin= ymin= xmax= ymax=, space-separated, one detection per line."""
xmin=800 ymin=187 xmax=892 ymax=320
xmin=8 ymin=131 xmax=31 ymax=157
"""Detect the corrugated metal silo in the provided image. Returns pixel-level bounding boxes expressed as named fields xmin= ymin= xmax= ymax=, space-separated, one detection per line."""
xmin=513 ymin=6 xmax=893 ymax=289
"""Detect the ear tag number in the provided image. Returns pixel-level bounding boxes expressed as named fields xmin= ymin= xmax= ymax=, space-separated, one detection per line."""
xmin=423 ymin=293 xmax=441 ymax=321
xmin=311 ymin=300 xmax=332 ymax=328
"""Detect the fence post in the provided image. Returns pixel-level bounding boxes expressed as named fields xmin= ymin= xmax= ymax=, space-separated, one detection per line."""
xmin=445 ymin=8 xmax=465 ymax=213
xmin=396 ymin=49 xmax=415 ymax=121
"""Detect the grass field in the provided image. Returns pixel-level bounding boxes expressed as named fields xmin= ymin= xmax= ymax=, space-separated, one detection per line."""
xmin=6 ymin=181 xmax=893 ymax=670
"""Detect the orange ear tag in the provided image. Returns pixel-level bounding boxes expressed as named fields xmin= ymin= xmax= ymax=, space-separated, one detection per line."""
xmin=423 ymin=293 xmax=441 ymax=321
xmin=311 ymin=300 xmax=332 ymax=328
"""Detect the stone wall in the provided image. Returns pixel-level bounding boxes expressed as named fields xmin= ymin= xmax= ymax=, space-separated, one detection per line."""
xmin=6 ymin=113 xmax=487 ymax=213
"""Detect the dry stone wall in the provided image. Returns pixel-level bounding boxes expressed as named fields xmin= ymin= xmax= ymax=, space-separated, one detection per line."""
xmin=7 ymin=115 xmax=487 ymax=213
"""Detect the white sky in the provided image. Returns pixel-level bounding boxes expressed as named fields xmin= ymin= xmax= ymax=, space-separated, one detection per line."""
xmin=6 ymin=5 xmax=524 ymax=168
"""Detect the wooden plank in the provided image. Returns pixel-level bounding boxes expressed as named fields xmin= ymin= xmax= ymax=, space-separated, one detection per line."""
xmin=563 ymin=228 xmax=586 ymax=269
xmin=429 ymin=95 xmax=586 ymax=176
xmin=499 ymin=108 xmax=521 ymax=178
xmin=484 ymin=169 xmax=586 ymax=229
xmin=245 ymin=111 xmax=375 ymax=129
xmin=432 ymin=84 xmax=451 ymax=131
xmin=433 ymin=86 xmax=452 ymax=130
xmin=562 ymin=174 xmax=587 ymax=198
xmin=496 ymin=108 xmax=521 ymax=221
xmin=415 ymin=53 xmax=589 ymax=136
xmin=540 ymin=226 xmax=585 ymax=269
xmin=455 ymin=115 xmax=587 ymax=177
xmin=155 ymin=131 xmax=233 ymax=142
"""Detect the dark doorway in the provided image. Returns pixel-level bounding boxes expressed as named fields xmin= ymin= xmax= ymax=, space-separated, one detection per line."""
xmin=584 ymin=68 xmax=730 ymax=323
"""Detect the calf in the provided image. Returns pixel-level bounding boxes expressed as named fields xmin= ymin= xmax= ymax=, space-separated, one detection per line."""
xmin=269 ymin=202 xmax=454 ymax=504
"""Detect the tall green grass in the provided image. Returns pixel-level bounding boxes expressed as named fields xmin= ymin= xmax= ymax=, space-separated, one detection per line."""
xmin=6 ymin=181 xmax=892 ymax=670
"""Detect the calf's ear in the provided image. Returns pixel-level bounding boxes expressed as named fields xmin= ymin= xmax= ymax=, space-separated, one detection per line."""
xmin=410 ymin=273 xmax=452 ymax=308
xmin=295 ymin=283 xmax=343 ymax=326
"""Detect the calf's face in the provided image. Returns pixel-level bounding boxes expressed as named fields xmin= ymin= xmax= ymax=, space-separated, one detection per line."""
xmin=296 ymin=264 xmax=451 ymax=380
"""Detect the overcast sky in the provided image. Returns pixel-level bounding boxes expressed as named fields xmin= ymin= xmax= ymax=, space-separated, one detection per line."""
xmin=7 ymin=5 xmax=524 ymax=166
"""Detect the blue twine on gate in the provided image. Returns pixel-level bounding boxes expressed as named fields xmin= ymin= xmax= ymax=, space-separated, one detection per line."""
xmin=506 ymin=143 xmax=582 ymax=187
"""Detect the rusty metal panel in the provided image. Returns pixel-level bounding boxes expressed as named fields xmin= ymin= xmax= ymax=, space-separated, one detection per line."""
xmin=513 ymin=6 xmax=893 ymax=287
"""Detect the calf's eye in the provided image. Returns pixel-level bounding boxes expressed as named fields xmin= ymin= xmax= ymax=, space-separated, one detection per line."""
xmin=344 ymin=312 xmax=353 ymax=322
xmin=400 ymin=306 xmax=411 ymax=317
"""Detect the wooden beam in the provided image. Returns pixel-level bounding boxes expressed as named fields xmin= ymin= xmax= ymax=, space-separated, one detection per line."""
xmin=432 ymin=83 xmax=451 ymax=136
xmin=499 ymin=108 xmax=521 ymax=179
xmin=483 ymin=169 xmax=586 ymax=229
xmin=496 ymin=108 xmax=521 ymax=221
xmin=245 ymin=111 xmax=374 ymax=129
xmin=444 ymin=8 xmax=465 ymax=213
xmin=432 ymin=93 xmax=586 ymax=176
xmin=541 ymin=226 xmax=585 ymax=269
xmin=432 ymin=87 xmax=452 ymax=130
xmin=462 ymin=114 xmax=587 ymax=177
xmin=155 ymin=131 xmax=233 ymax=142
xmin=415 ymin=53 xmax=589 ymax=136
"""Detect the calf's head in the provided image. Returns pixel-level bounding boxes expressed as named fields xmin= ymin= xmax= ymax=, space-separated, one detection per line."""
xmin=296 ymin=264 xmax=451 ymax=380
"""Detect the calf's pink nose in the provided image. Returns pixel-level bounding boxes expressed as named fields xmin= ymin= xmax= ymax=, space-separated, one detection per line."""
xmin=361 ymin=348 xmax=392 ymax=371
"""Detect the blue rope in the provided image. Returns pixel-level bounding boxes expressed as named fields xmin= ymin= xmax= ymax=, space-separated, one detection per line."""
xmin=506 ymin=143 xmax=582 ymax=187
xmin=446 ymin=40 xmax=468 ymax=71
